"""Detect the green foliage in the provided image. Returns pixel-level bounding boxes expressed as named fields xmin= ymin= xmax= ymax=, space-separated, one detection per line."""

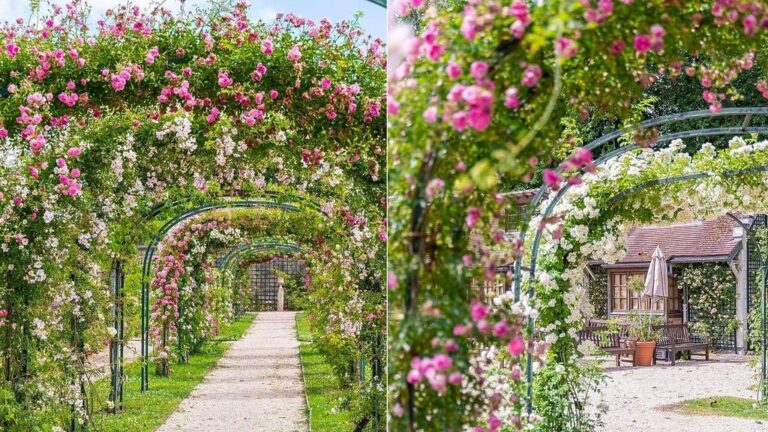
xmin=532 ymin=362 xmax=607 ymax=432
xmin=282 ymin=271 xmax=308 ymax=311
xmin=625 ymin=312 xmax=663 ymax=342
xmin=587 ymin=266 xmax=608 ymax=318
xmin=0 ymin=0 xmax=385 ymax=427
xmin=678 ymin=263 xmax=739 ymax=349
xmin=389 ymin=0 xmax=768 ymax=427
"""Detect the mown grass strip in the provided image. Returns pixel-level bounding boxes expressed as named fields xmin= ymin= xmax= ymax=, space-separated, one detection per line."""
xmin=665 ymin=395 xmax=768 ymax=422
xmin=296 ymin=311 xmax=354 ymax=432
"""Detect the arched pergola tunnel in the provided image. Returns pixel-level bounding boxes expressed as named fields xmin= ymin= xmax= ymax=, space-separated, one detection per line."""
xmin=511 ymin=107 xmax=768 ymax=415
xmin=136 ymin=197 xmax=314 ymax=392
xmin=101 ymin=189 xmax=383 ymax=420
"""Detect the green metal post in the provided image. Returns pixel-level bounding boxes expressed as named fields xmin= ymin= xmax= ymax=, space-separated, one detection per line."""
xmin=118 ymin=264 xmax=125 ymax=407
xmin=761 ymin=265 xmax=766 ymax=401
xmin=109 ymin=261 xmax=119 ymax=412
xmin=141 ymin=277 xmax=149 ymax=392
xmin=178 ymin=301 xmax=185 ymax=364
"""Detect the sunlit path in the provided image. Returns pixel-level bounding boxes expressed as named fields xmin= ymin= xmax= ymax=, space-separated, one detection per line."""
xmin=156 ymin=312 xmax=307 ymax=432
xmin=594 ymin=355 xmax=763 ymax=432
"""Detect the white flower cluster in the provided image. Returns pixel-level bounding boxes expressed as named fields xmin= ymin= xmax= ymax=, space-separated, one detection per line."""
xmin=156 ymin=113 xmax=197 ymax=152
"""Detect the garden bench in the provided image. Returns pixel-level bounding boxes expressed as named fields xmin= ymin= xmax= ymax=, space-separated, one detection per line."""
xmin=578 ymin=326 xmax=636 ymax=367
xmin=652 ymin=323 xmax=709 ymax=366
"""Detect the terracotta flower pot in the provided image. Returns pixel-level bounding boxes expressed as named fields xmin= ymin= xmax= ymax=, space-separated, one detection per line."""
xmin=635 ymin=341 xmax=656 ymax=366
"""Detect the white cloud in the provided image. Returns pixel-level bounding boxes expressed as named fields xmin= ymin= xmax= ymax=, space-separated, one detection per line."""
xmin=249 ymin=6 xmax=278 ymax=23
xmin=0 ymin=0 xmax=31 ymax=23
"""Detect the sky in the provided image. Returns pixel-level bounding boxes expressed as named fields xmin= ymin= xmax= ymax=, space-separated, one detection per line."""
xmin=0 ymin=0 xmax=387 ymax=39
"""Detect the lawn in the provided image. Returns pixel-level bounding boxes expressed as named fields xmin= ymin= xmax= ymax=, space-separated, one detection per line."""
xmin=88 ymin=313 xmax=255 ymax=431
xmin=667 ymin=396 xmax=768 ymax=421
xmin=295 ymin=311 xmax=354 ymax=431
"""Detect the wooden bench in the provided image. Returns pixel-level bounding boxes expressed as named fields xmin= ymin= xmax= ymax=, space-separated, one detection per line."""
xmin=652 ymin=323 xmax=709 ymax=366
xmin=578 ymin=326 xmax=636 ymax=367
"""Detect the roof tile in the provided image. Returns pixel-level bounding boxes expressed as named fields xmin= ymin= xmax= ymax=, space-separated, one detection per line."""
xmin=618 ymin=215 xmax=741 ymax=263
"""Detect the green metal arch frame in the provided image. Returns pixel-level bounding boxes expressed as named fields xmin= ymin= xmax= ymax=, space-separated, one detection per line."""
xmin=141 ymin=191 xmax=322 ymax=222
xmin=139 ymin=198 xmax=323 ymax=391
xmin=510 ymin=107 xmax=768 ymax=410
xmin=219 ymin=241 xmax=305 ymax=270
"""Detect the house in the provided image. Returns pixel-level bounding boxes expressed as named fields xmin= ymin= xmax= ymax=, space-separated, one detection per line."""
xmin=497 ymin=188 xmax=765 ymax=353
xmin=589 ymin=214 xmax=754 ymax=353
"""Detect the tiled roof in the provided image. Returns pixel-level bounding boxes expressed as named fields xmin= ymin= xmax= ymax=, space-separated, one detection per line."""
xmin=618 ymin=215 xmax=742 ymax=264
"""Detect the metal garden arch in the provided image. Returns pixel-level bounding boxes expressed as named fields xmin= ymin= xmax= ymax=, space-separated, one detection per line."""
xmin=511 ymin=107 xmax=768 ymax=407
xmin=136 ymin=197 xmax=323 ymax=392
xmin=106 ymin=194 xmax=322 ymax=412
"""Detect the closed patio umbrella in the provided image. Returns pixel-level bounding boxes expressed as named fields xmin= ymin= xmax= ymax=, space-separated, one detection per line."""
xmin=643 ymin=246 xmax=669 ymax=325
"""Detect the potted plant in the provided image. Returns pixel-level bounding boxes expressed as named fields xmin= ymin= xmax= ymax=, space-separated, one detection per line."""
xmin=627 ymin=312 xmax=662 ymax=366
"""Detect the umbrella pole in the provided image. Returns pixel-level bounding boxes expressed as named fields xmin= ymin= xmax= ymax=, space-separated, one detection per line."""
xmin=648 ymin=296 xmax=653 ymax=331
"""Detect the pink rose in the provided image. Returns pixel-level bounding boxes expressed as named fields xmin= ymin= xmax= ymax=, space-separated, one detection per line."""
xmin=287 ymin=44 xmax=302 ymax=61
xmin=261 ymin=38 xmax=273 ymax=55
xmin=446 ymin=61 xmax=461 ymax=79
xmin=555 ymin=37 xmax=578 ymax=59
xmin=508 ymin=337 xmax=525 ymax=356
xmin=521 ymin=64 xmax=542 ymax=87
xmin=422 ymin=106 xmax=438 ymax=124
xmin=470 ymin=300 xmax=488 ymax=321
xmin=466 ymin=207 xmax=481 ymax=228
xmin=633 ymin=34 xmax=652 ymax=53
xmin=542 ymin=169 xmax=562 ymax=190
xmin=470 ymin=61 xmax=488 ymax=80
xmin=6 ymin=42 xmax=19 ymax=58
xmin=406 ymin=368 xmax=422 ymax=384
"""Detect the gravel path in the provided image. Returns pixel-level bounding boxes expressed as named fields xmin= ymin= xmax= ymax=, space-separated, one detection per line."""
xmin=594 ymin=355 xmax=765 ymax=431
xmin=156 ymin=312 xmax=308 ymax=432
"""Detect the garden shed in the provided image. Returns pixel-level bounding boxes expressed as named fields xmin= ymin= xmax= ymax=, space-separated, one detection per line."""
xmin=587 ymin=214 xmax=757 ymax=353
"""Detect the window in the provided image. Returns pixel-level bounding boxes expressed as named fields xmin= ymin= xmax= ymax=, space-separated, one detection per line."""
xmin=609 ymin=269 xmax=680 ymax=314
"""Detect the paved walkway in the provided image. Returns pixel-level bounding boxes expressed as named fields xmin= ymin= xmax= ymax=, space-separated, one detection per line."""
xmin=156 ymin=312 xmax=308 ymax=432
xmin=593 ymin=355 xmax=765 ymax=431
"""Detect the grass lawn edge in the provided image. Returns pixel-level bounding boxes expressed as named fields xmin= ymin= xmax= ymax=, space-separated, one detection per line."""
xmin=295 ymin=311 xmax=354 ymax=432
xmin=660 ymin=395 xmax=768 ymax=422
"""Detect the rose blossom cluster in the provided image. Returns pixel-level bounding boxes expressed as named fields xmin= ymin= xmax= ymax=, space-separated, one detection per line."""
xmin=406 ymin=353 xmax=462 ymax=395
xmin=150 ymin=218 xmax=236 ymax=364
xmin=541 ymin=147 xmax=594 ymax=191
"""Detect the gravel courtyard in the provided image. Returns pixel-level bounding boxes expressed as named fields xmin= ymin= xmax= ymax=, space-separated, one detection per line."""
xmin=593 ymin=354 xmax=765 ymax=432
xmin=156 ymin=312 xmax=307 ymax=432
